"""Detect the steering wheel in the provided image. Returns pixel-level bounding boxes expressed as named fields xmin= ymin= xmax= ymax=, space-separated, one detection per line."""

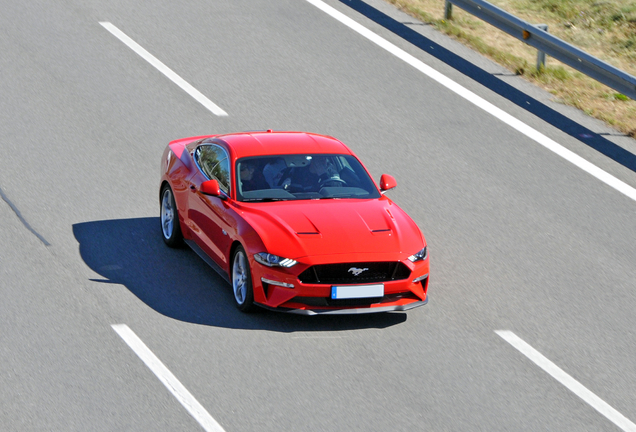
xmin=319 ymin=176 xmax=347 ymax=188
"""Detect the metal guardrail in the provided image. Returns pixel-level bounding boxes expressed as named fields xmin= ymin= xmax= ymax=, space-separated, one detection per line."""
xmin=444 ymin=0 xmax=636 ymax=100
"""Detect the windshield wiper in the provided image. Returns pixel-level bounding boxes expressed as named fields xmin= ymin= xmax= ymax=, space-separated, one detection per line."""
xmin=242 ymin=198 xmax=288 ymax=202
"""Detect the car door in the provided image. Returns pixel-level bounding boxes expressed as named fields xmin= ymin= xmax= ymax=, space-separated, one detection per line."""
xmin=187 ymin=143 xmax=234 ymax=269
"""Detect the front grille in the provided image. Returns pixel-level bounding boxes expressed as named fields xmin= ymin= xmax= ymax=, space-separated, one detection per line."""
xmin=298 ymin=261 xmax=411 ymax=284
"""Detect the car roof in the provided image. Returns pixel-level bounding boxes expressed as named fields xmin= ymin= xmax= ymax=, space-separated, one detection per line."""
xmin=212 ymin=131 xmax=353 ymax=159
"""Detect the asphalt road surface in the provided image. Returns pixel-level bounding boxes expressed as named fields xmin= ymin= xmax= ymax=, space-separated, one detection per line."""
xmin=2 ymin=0 xmax=636 ymax=430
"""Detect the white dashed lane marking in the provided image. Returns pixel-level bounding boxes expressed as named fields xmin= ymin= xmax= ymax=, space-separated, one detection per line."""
xmin=100 ymin=22 xmax=228 ymax=117
xmin=497 ymin=330 xmax=636 ymax=432
xmin=112 ymin=324 xmax=225 ymax=432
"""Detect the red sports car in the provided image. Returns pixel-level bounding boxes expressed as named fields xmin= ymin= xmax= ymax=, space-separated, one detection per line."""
xmin=159 ymin=131 xmax=429 ymax=314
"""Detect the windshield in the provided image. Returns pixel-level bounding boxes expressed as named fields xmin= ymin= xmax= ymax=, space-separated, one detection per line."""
xmin=235 ymin=154 xmax=381 ymax=202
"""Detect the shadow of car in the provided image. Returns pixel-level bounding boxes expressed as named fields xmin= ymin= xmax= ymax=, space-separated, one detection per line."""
xmin=73 ymin=217 xmax=407 ymax=331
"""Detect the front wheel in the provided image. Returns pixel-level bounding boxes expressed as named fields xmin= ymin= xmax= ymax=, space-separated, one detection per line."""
xmin=160 ymin=184 xmax=183 ymax=247
xmin=232 ymin=246 xmax=256 ymax=312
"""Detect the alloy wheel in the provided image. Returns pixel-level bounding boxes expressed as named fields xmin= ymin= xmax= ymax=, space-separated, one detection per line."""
xmin=232 ymin=250 xmax=248 ymax=305
xmin=161 ymin=188 xmax=174 ymax=240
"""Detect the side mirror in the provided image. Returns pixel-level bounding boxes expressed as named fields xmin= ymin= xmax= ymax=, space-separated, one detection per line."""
xmin=379 ymin=174 xmax=397 ymax=192
xmin=200 ymin=179 xmax=224 ymax=198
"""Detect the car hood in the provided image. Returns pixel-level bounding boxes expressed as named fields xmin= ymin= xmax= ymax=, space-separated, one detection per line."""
xmin=238 ymin=197 xmax=424 ymax=261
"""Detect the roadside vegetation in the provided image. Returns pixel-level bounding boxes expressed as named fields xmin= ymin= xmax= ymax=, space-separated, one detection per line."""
xmin=385 ymin=0 xmax=636 ymax=136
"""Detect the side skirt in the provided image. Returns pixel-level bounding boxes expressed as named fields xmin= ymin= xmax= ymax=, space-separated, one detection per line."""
xmin=184 ymin=239 xmax=230 ymax=284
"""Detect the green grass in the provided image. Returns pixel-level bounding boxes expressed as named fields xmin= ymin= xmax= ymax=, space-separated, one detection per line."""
xmin=385 ymin=0 xmax=636 ymax=135
xmin=531 ymin=65 xmax=573 ymax=81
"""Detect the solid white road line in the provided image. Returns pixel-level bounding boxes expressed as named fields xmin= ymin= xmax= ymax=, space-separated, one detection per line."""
xmin=305 ymin=0 xmax=636 ymax=203
xmin=99 ymin=22 xmax=228 ymax=117
xmin=111 ymin=324 xmax=225 ymax=432
xmin=496 ymin=330 xmax=636 ymax=432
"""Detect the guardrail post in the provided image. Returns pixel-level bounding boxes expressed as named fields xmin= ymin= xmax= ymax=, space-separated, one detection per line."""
xmin=437 ymin=0 xmax=636 ymax=98
xmin=536 ymin=24 xmax=548 ymax=70
xmin=444 ymin=1 xmax=453 ymax=20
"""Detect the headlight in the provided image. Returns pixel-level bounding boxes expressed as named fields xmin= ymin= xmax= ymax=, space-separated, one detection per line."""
xmin=254 ymin=252 xmax=297 ymax=268
xmin=408 ymin=246 xmax=428 ymax=262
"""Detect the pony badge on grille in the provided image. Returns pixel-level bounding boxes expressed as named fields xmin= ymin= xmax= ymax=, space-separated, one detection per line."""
xmin=348 ymin=267 xmax=369 ymax=276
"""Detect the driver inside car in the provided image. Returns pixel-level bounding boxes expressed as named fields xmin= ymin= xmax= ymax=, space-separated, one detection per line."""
xmin=289 ymin=156 xmax=343 ymax=191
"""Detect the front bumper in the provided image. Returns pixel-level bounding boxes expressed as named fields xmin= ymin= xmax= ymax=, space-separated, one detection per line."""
xmin=250 ymin=256 xmax=429 ymax=314
xmin=257 ymin=298 xmax=428 ymax=315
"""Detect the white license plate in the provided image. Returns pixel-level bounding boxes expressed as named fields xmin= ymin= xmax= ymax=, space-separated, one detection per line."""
xmin=331 ymin=284 xmax=384 ymax=299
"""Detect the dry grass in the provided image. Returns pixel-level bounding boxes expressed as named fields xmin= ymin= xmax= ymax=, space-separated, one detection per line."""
xmin=385 ymin=0 xmax=636 ymax=136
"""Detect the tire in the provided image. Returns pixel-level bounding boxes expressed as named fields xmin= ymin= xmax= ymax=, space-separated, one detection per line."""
xmin=231 ymin=245 xmax=256 ymax=312
xmin=160 ymin=184 xmax=183 ymax=247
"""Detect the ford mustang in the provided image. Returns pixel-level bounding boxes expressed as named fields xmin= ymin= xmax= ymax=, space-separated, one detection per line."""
xmin=159 ymin=131 xmax=429 ymax=314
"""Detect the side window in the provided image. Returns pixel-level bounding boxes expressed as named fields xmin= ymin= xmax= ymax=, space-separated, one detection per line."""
xmin=195 ymin=144 xmax=230 ymax=193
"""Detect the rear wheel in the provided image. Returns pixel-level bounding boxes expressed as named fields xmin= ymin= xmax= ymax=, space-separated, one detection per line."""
xmin=232 ymin=246 xmax=256 ymax=312
xmin=160 ymin=184 xmax=183 ymax=247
